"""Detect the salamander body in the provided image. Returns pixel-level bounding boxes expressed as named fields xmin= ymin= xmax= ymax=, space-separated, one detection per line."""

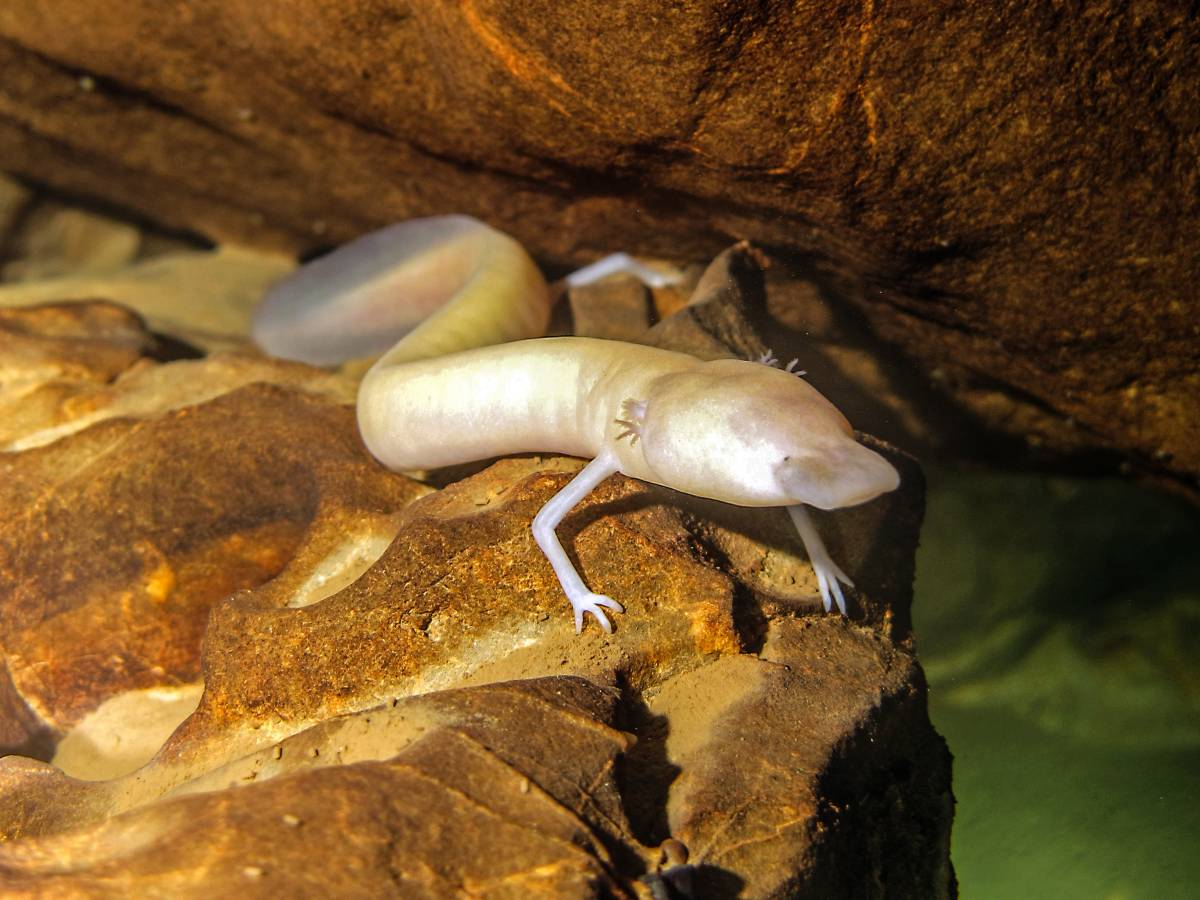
xmin=254 ymin=215 xmax=900 ymax=631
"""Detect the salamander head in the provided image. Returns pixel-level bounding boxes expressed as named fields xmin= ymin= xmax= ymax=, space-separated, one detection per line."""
xmin=632 ymin=359 xmax=900 ymax=509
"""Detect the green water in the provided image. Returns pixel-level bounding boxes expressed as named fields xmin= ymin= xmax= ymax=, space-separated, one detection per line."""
xmin=914 ymin=467 xmax=1200 ymax=899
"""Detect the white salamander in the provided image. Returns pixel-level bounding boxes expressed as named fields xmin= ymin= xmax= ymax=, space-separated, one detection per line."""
xmin=253 ymin=215 xmax=900 ymax=633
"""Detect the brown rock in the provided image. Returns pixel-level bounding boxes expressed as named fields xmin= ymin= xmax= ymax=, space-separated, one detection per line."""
xmin=633 ymin=619 xmax=953 ymax=897
xmin=0 ymin=173 xmax=32 ymax=240
xmin=567 ymin=276 xmax=656 ymax=343
xmin=0 ymin=300 xmax=356 ymax=451
xmin=0 ymin=300 xmax=159 ymax=385
xmin=0 ymin=381 xmax=423 ymax=758
xmin=1 ymin=205 xmax=140 ymax=282
xmin=644 ymin=241 xmax=774 ymax=364
xmin=1 ymin=2 xmax=1196 ymax=495
xmin=186 ymin=456 xmax=741 ymax=736
xmin=0 ymin=247 xmax=951 ymax=895
xmin=0 ymin=245 xmax=293 ymax=356
xmin=0 ymin=449 xmax=939 ymax=895
xmin=0 ymin=678 xmax=635 ymax=897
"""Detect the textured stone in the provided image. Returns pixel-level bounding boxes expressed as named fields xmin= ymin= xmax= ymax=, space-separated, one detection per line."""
xmin=568 ymin=276 xmax=656 ymax=343
xmin=2 ymin=205 xmax=140 ymax=282
xmin=636 ymin=619 xmax=953 ymax=897
xmin=0 ymin=243 xmax=951 ymax=895
xmin=0 ymin=300 xmax=159 ymax=384
xmin=0 ymin=448 xmax=938 ymax=895
xmin=0 ymin=172 xmax=31 ymax=240
xmin=0 ymin=246 xmax=293 ymax=354
xmin=0 ymin=679 xmax=635 ymax=897
xmin=0 ymin=380 xmax=423 ymax=758
xmin=0 ymin=1 xmax=1195 ymax=498
xmin=0 ymin=300 xmax=355 ymax=452
xmin=644 ymin=241 xmax=773 ymax=364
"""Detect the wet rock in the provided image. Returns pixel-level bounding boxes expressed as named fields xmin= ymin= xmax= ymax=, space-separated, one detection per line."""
xmin=0 ymin=300 xmax=160 ymax=384
xmin=0 ymin=679 xmax=635 ymax=897
xmin=635 ymin=619 xmax=954 ymax=897
xmin=2 ymin=205 xmax=140 ymax=282
xmin=568 ymin=276 xmax=656 ymax=343
xmin=0 ymin=246 xmax=951 ymax=895
xmin=0 ymin=381 xmax=424 ymax=758
xmin=644 ymin=242 xmax=773 ymax=364
xmin=0 ymin=246 xmax=293 ymax=353
xmin=0 ymin=444 xmax=940 ymax=895
xmin=0 ymin=300 xmax=355 ymax=451
xmin=0 ymin=3 xmax=1195 ymax=496
xmin=0 ymin=173 xmax=32 ymax=241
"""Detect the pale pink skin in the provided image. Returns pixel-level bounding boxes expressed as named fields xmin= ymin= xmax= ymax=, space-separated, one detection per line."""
xmin=254 ymin=216 xmax=900 ymax=632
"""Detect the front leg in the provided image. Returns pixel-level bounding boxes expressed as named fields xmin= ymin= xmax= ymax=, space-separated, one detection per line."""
xmin=787 ymin=504 xmax=854 ymax=615
xmin=531 ymin=453 xmax=624 ymax=633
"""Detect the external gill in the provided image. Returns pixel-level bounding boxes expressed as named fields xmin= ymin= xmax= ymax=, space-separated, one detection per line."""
xmin=614 ymin=398 xmax=647 ymax=444
xmin=756 ymin=349 xmax=806 ymax=376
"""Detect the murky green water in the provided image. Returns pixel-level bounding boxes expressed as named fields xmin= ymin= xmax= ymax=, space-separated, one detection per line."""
xmin=915 ymin=467 xmax=1200 ymax=899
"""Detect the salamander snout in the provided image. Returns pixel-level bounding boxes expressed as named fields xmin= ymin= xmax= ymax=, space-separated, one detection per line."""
xmin=632 ymin=360 xmax=901 ymax=510
xmin=776 ymin=439 xmax=900 ymax=510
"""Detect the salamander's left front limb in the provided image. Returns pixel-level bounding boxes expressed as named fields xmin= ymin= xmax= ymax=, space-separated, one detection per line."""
xmin=788 ymin=504 xmax=854 ymax=615
xmin=531 ymin=453 xmax=624 ymax=633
